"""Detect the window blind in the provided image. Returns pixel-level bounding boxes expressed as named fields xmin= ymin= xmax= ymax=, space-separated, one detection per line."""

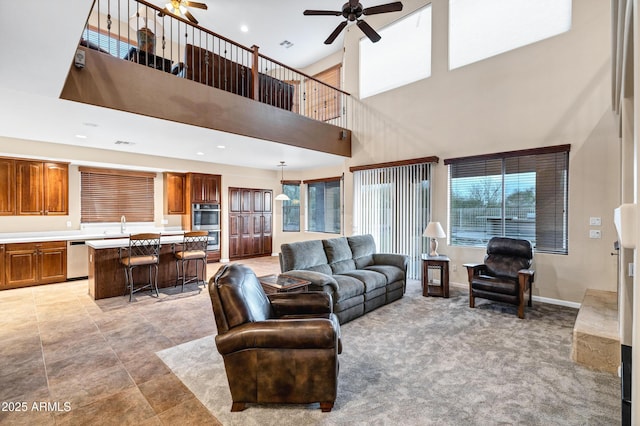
xmin=353 ymin=162 xmax=433 ymax=279
xmin=80 ymin=167 xmax=155 ymax=223
xmin=445 ymin=145 xmax=569 ymax=254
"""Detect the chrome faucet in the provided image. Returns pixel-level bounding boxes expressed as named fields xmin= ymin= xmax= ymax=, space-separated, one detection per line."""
xmin=120 ymin=215 xmax=126 ymax=233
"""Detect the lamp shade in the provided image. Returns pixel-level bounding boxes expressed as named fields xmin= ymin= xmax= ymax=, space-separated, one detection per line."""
xmin=423 ymin=221 xmax=446 ymax=238
xmin=275 ymin=193 xmax=290 ymax=201
xmin=129 ymin=6 xmax=164 ymax=35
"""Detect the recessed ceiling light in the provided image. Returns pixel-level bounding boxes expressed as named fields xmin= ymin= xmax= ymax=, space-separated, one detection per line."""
xmin=196 ymin=151 xmax=205 ymax=156
xmin=75 ymin=134 xmax=87 ymax=139
xmin=115 ymin=140 xmax=135 ymax=145
xmin=279 ymin=40 xmax=294 ymax=49
xmin=83 ymin=122 xmax=98 ymax=127
xmin=240 ymin=24 xmax=249 ymax=33
xmin=217 ymin=145 xmax=226 ymax=149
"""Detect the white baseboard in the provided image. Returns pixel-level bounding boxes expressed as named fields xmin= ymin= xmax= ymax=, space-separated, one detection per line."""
xmin=219 ymin=258 xmax=230 ymax=263
xmin=449 ymin=281 xmax=581 ymax=309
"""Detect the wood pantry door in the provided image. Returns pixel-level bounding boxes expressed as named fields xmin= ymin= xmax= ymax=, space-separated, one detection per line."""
xmin=228 ymin=187 xmax=272 ymax=259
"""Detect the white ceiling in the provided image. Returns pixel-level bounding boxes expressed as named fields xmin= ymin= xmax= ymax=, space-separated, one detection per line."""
xmin=0 ymin=0 xmax=375 ymax=172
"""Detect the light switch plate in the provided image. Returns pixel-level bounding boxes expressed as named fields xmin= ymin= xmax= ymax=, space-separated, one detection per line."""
xmin=589 ymin=229 xmax=601 ymax=239
xmin=589 ymin=217 xmax=602 ymax=226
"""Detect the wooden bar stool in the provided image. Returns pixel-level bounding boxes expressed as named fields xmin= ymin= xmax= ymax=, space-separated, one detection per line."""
xmin=174 ymin=231 xmax=209 ymax=292
xmin=119 ymin=233 xmax=161 ymax=301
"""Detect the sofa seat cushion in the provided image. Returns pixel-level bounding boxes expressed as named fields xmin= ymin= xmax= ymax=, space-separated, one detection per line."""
xmin=364 ymin=265 xmax=405 ymax=283
xmin=338 ymin=270 xmax=387 ymax=293
xmin=332 ymin=275 xmax=365 ymax=302
xmin=471 ymin=274 xmax=517 ymax=296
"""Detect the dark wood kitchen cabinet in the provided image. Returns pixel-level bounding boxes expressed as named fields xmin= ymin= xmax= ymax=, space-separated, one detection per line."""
xmin=5 ymin=241 xmax=67 ymax=289
xmin=15 ymin=160 xmax=68 ymax=216
xmin=228 ymin=188 xmax=272 ymax=259
xmin=164 ymin=172 xmax=187 ymax=214
xmin=189 ymin=173 xmax=220 ymax=204
xmin=0 ymin=245 xmax=5 ymax=288
xmin=0 ymin=158 xmax=15 ymax=215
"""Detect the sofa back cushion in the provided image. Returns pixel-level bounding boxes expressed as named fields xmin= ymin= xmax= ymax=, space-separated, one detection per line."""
xmin=323 ymin=237 xmax=356 ymax=274
xmin=347 ymin=234 xmax=376 ymax=269
xmin=280 ymin=240 xmax=332 ymax=275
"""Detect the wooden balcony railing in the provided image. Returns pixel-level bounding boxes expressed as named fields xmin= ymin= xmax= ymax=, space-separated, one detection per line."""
xmin=82 ymin=0 xmax=350 ymax=129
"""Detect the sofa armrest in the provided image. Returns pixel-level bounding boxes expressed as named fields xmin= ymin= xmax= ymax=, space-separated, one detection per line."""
xmin=372 ymin=253 xmax=409 ymax=271
xmin=280 ymin=270 xmax=338 ymax=291
xmin=268 ymin=291 xmax=333 ymax=316
xmin=215 ymin=318 xmax=339 ymax=354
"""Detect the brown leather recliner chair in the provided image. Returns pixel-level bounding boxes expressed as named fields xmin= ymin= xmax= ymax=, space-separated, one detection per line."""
xmin=464 ymin=237 xmax=535 ymax=319
xmin=208 ymin=263 xmax=342 ymax=412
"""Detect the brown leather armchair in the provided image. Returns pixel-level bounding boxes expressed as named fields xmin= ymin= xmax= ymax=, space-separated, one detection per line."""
xmin=464 ymin=237 xmax=535 ymax=319
xmin=208 ymin=263 xmax=342 ymax=412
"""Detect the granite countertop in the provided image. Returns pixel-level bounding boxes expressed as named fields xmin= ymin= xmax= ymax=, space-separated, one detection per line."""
xmin=0 ymin=227 xmax=185 ymax=244
xmin=85 ymin=234 xmax=186 ymax=249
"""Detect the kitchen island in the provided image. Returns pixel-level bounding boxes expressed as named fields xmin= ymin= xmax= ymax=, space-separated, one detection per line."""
xmin=86 ymin=235 xmax=200 ymax=300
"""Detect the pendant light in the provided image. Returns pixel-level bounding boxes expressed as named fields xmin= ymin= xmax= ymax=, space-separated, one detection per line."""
xmin=275 ymin=161 xmax=290 ymax=201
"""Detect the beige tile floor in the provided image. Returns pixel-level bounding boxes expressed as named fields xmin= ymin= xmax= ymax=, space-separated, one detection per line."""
xmin=0 ymin=256 xmax=281 ymax=425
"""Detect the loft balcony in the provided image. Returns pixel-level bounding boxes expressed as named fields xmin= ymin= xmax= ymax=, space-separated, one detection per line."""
xmin=60 ymin=0 xmax=351 ymax=158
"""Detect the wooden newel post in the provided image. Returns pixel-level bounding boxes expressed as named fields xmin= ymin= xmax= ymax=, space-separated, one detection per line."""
xmin=251 ymin=45 xmax=260 ymax=101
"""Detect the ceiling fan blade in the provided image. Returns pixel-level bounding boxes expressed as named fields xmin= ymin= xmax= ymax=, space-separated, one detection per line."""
xmin=363 ymin=1 xmax=403 ymax=15
xmin=324 ymin=20 xmax=348 ymax=44
xmin=357 ymin=19 xmax=381 ymax=42
xmin=184 ymin=9 xmax=199 ymax=24
xmin=304 ymin=10 xmax=342 ymax=16
xmin=185 ymin=1 xmax=208 ymax=10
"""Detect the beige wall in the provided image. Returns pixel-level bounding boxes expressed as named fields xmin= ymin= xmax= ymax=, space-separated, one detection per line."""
xmin=0 ymin=0 xmax=619 ymax=304
xmin=333 ymin=0 xmax=619 ymax=302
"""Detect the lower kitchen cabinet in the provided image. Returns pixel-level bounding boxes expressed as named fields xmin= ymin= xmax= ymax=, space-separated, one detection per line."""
xmin=5 ymin=241 xmax=67 ymax=289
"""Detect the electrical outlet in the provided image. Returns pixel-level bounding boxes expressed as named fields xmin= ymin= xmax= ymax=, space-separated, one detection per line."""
xmin=66 ymin=221 xmax=72 ymax=228
xmin=452 ymin=264 xmax=457 ymax=272
xmin=589 ymin=229 xmax=601 ymax=239
xmin=162 ymin=219 xmax=169 ymax=225
xmin=589 ymin=217 xmax=601 ymax=226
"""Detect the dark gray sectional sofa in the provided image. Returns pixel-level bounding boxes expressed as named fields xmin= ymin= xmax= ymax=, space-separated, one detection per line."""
xmin=279 ymin=234 xmax=409 ymax=324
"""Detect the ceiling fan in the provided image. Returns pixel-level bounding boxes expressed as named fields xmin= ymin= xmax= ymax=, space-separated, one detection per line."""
xmin=304 ymin=0 xmax=403 ymax=45
xmin=162 ymin=0 xmax=208 ymax=25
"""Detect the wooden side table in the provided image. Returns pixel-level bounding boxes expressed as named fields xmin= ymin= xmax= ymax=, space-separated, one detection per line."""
xmin=258 ymin=274 xmax=310 ymax=294
xmin=422 ymin=254 xmax=450 ymax=298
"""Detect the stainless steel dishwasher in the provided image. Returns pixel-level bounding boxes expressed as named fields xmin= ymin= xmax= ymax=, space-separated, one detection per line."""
xmin=67 ymin=240 xmax=89 ymax=279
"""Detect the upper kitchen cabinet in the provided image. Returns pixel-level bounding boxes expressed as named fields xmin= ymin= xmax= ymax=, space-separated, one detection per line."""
xmin=0 ymin=158 xmax=15 ymax=215
xmin=16 ymin=160 xmax=68 ymax=216
xmin=164 ymin=172 xmax=187 ymax=214
xmin=190 ymin=173 xmax=220 ymax=204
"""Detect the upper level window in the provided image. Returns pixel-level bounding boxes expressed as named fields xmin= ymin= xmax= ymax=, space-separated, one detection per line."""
xmin=82 ymin=27 xmax=136 ymax=58
xmin=359 ymin=4 xmax=432 ymax=98
xmin=445 ymin=145 xmax=570 ymax=254
xmin=449 ymin=0 xmax=572 ymax=69
xmin=306 ymin=177 xmax=342 ymax=234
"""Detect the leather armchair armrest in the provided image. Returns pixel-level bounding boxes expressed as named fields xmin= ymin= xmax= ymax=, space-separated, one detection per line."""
xmin=268 ymin=291 xmax=333 ymax=316
xmin=518 ymin=268 xmax=535 ymax=282
xmin=463 ymin=263 xmax=487 ymax=282
xmin=372 ymin=253 xmax=409 ymax=271
xmin=215 ymin=318 xmax=340 ymax=354
xmin=280 ymin=270 xmax=338 ymax=291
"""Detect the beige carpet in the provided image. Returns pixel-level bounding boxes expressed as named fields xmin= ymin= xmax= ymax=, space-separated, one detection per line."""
xmin=156 ymin=281 xmax=620 ymax=425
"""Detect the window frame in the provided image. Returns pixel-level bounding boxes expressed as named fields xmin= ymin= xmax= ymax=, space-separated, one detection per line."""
xmin=80 ymin=167 xmax=155 ymax=223
xmin=444 ymin=145 xmax=570 ymax=254
xmin=304 ymin=176 xmax=342 ymax=234
xmin=281 ymin=181 xmax=301 ymax=232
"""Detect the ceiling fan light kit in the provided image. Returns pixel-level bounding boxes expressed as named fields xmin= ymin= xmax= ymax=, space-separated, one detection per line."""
xmin=163 ymin=0 xmax=208 ymax=25
xmin=304 ymin=0 xmax=403 ymax=44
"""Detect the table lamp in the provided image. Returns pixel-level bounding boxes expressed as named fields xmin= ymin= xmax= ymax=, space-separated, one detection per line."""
xmin=423 ymin=221 xmax=446 ymax=256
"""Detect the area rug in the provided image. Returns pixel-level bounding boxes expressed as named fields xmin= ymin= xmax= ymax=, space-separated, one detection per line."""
xmin=156 ymin=282 xmax=619 ymax=425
